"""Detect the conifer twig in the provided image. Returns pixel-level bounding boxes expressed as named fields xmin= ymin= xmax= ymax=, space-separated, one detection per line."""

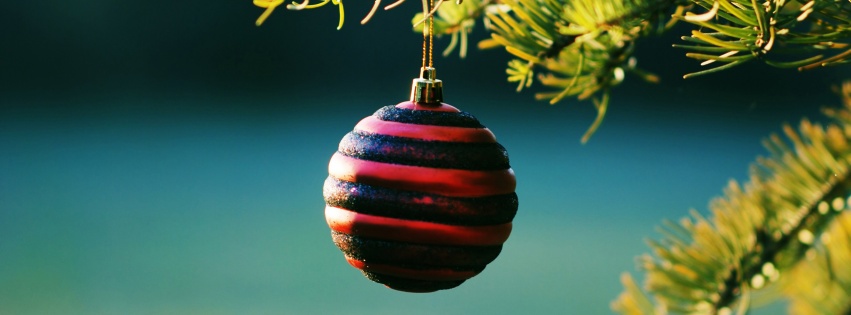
xmin=410 ymin=0 xmax=490 ymax=58
xmin=675 ymin=0 xmax=851 ymax=78
xmin=786 ymin=212 xmax=851 ymax=315
xmin=612 ymin=82 xmax=851 ymax=315
xmin=252 ymin=0 xmax=851 ymax=141
xmin=481 ymin=0 xmax=678 ymax=141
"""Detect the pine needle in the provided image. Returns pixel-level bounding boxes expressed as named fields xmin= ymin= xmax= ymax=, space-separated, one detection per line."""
xmin=612 ymin=82 xmax=851 ymax=314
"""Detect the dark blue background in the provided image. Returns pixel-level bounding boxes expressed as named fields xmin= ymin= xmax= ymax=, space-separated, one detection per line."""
xmin=1 ymin=1 xmax=846 ymax=313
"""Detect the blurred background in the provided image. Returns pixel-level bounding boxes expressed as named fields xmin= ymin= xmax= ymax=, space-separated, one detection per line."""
xmin=1 ymin=1 xmax=848 ymax=314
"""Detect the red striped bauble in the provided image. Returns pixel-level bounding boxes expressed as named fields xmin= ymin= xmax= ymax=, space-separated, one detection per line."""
xmin=323 ymin=100 xmax=518 ymax=292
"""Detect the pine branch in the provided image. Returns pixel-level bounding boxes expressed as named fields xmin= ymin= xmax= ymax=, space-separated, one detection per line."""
xmin=612 ymin=82 xmax=851 ymax=315
xmin=786 ymin=211 xmax=851 ymax=315
xmin=675 ymin=0 xmax=851 ymax=78
xmin=252 ymin=0 xmax=851 ymax=142
xmin=479 ymin=0 xmax=680 ymax=142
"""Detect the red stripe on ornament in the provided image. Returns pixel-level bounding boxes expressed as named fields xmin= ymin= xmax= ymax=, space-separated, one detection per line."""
xmin=353 ymin=116 xmax=496 ymax=143
xmin=344 ymin=256 xmax=479 ymax=281
xmin=327 ymin=153 xmax=516 ymax=197
xmin=325 ymin=206 xmax=513 ymax=246
xmin=394 ymin=101 xmax=460 ymax=112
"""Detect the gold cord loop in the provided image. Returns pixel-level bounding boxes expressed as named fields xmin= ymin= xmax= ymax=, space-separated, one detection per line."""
xmin=411 ymin=0 xmax=443 ymax=105
xmin=428 ymin=0 xmax=434 ymax=68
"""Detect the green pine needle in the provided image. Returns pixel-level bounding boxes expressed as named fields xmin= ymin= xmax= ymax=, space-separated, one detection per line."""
xmin=480 ymin=0 xmax=673 ymax=141
xmin=612 ymin=82 xmax=851 ymax=315
xmin=253 ymin=0 xmax=851 ymax=141
xmin=786 ymin=212 xmax=851 ymax=315
xmin=677 ymin=0 xmax=851 ymax=76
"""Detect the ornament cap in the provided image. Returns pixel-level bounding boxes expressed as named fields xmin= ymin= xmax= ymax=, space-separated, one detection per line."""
xmin=410 ymin=67 xmax=443 ymax=105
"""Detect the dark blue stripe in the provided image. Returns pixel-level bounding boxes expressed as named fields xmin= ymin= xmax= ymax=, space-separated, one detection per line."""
xmin=324 ymin=177 xmax=518 ymax=226
xmin=373 ymin=105 xmax=485 ymax=128
xmin=332 ymin=231 xmax=502 ymax=267
xmin=338 ymin=131 xmax=510 ymax=170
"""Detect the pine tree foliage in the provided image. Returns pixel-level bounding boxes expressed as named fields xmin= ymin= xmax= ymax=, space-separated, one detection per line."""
xmin=786 ymin=211 xmax=851 ymax=315
xmin=427 ymin=0 xmax=682 ymax=142
xmin=252 ymin=0 xmax=851 ymax=141
xmin=675 ymin=0 xmax=851 ymax=78
xmin=611 ymin=83 xmax=851 ymax=315
xmin=411 ymin=0 xmax=489 ymax=58
xmin=477 ymin=0 xmax=676 ymax=142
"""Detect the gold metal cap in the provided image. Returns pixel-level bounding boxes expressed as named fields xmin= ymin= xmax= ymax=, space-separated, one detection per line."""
xmin=410 ymin=67 xmax=443 ymax=104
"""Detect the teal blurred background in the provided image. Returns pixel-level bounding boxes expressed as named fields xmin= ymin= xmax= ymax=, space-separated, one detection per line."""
xmin=1 ymin=1 xmax=847 ymax=314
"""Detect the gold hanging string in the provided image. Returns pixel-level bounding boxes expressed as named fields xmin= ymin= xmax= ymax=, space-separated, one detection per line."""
xmin=418 ymin=0 xmax=437 ymax=68
xmin=410 ymin=0 xmax=443 ymax=104
xmin=422 ymin=0 xmax=428 ymax=69
xmin=412 ymin=0 xmax=446 ymax=28
xmin=429 ymin=0 xmax=435 ymax=68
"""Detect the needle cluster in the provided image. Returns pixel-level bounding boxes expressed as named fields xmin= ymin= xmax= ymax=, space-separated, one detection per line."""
xmin=613 ymin=83 xmax=851 ymax=315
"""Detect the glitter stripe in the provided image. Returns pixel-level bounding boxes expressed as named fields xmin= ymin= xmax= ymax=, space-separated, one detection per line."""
xmin=373 ymin=104 xmax=483 ymax=127
xmin=328 ymin=153 xmax=516 ymax=197
xmin=331 ymin=231 xmax=503 ymax=266
xmin=325 ymin=206 xmax=513 ymax=246
xmin=345 ymin=256 xmax=482 ymax=281
xmin=338 ymin=131 xmax=509 ymax=170
xmin=323 ymin=177 xmax=517 ymax=226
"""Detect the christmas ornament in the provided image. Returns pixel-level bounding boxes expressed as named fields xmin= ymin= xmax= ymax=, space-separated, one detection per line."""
xmin=323 ymin=66 xmax=517 ymax=292
xmin=322 ymin=0 xmax=517 ymax=293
